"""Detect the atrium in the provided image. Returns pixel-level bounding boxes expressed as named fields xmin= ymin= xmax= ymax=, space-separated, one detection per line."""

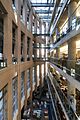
xmin=0 ymin=0 xmax=80 ymax=120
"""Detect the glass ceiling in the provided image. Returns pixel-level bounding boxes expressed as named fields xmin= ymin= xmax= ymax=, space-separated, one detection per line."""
xmin=30 ymin=0 xmax=54 ymax=23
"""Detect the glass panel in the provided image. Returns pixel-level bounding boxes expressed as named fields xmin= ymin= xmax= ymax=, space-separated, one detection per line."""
xmin=12 ymin=77 xmax=18 ymax=118
xmin=0 ymin=86 xmax=8 ymax=120
xmin=0 ymin=91 xmax=2 ymax=99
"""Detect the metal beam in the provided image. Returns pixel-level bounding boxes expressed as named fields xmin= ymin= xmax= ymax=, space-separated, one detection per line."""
xmin=35 ymin=10 xmax=53 ymax=14
xmin=33 ymin=33 xmax=50 ymax=36
xmin=31 ymin=3 xmax=54 ymax=7
xmin=40 ymin=16 xmax=52 ymax=19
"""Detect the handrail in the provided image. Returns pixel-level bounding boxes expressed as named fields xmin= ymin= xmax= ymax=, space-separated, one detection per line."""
xmin=49 ymin=58 xmax=80 ymax=81
xmin=48 ymin=71 xmax=78 ymax=120
xmin=46 ymin=76 xmax=62 ymax=120
xmin=52 ymin=4 xmax=80 ymax=45
xmin=0 ymin=58 xmax=7 ymax=69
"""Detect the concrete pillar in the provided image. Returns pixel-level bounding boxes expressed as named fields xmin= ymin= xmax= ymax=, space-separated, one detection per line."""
xmin=44 ymin=62 xmax=46 ymax=77
xmin=17 ymin=69 xmax=21 ymax=120
xmin=30 ymin=68 xmax=33 ymax=102
xmin=24 ymin=71 xmax=27 ymax=108
xmin=40 ymin=21 xmax=42 ymax=59
xmin=67 ymin=81 xmax=76 ymax=112
xmin=30 ymin=37 xmax=33 ymax=61
xmin=29 ymin=9 xmax=32 ymax=32
xmin=8 ymin=79 xmax=12 ymax=120
xmin=23 ymin=0 xmax=27 ymax=26
xmin=67 ymin=0 xmax=77 ymax=70
xmin=39 ymin=64 xmax=42 ymax=86
xmin=35 ymin=66 xmax=37 ymax=90
xmin=68 ymin=0 xmax=77 ymax=28
xmin=23 ymin=34 xmax=27 ymax=62
xmin=16 ymin=18 xmax=21 ymax=63
xmin=67 ymin=0 xmax=77 ymax=114
xmin=16 ymin=0 xmax=21 ymax=15
xmin=34 ymin=17 xmax=37 ymax=33
xmin=39 ymin=43 xmax=41 ymax=59
xmin=68 ymin=39 xmax=76 ymax=69
xmin=55 ymin=27 xmax=60 ymax=40
xmin=56 ymin=48 xmax=60 ymax=58
xmin=4 ymin=15 xmax=12 ymax=65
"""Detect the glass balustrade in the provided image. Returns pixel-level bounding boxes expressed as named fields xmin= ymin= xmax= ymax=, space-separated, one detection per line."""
xmin=50 ymin=58 xmax=80 ymax=82
xmin=48 ymin=72 xmax=78 ymax=120
xmin=53 ymin=5 xmax=80 ymax=45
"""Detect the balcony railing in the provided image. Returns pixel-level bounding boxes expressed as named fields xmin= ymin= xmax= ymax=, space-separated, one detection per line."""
xmin=12 ymin=57 xmax=18 ymax=64
xmin=0 ymin=58 xmax=7 ymax=69
xmin=53 ymin=4 xmax=80 ymax=45
xmin=50 ymin=57 xmax=80 ymax=82
xmin=21 ymin=56 xmax=25 ymax=62
xmin=47 ymin=76 xmax=62 ymax=120
xmin=48 ymin=72 xmax=78 ymax=120
xmin=33 ymin=57 xmax=49 ymax=62
xmin=33 ymin=44 xmax=50 ymax=49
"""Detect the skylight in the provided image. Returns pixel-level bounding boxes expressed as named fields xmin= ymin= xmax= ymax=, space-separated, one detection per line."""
xmin=30 ymin=0 xmax=54 ymax=23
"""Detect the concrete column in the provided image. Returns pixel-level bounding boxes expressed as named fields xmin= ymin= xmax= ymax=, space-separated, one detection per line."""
xmin=24 ymin=71 xmax=27 ymax=108
xmin=30 ymin=68 xmax=33 ymax=102
xmin=30 ymin=37 xmax=33 ymax=61
xmin=39 ymin=43 xmax=41 ymax=59
xmin=67 ymin=0 xmax=77 ymax=114
xmin=34 ymin=17 xmax=37 ymax=33
xmin=55 ymin=27 xmax=60 ymax=40
xmin=8 ymin=79 xmax=12 ymax=120
xmin=16 ymin=0 xmax=21 ymax=15
xmin=67 ymin=0 xmax=77 ymax=70
xmin=39 ymin=64 xmax=42 ymax=86
xmin=68 ymin=39 xmax=76 ymax=69
xmin=68 ymin=0 xmax=77 ymax=28
xmin=16 ymin=18 xmax=21 ymax=63
xmin=29 ymin=9 xmax=32 ymax=32
xmin=67 ymin=81 xmax=76 ymax=112
xmin=34 ymin=41 xmax=37 ymax=60
xmin=23 ymin=34 xmax=27 ymax=62
xmin=44 ymin=63 xmax=46 ymax=77
xmin=4 ymin=15 xmax=12 ymax=65
xmin=56 ymin=48 xmax=60 ymax=58
xmin=23 ymin=1 xmax=27 ymax=26
xmin=39 ymin=21 xmax=42 ymax=59
xmin=17 ymin=69 xmax=21 ymax=120
xmin=35 ymin=66 xmax=37 ymax=90
xmin=44 ymin=23 xmax=46 ymax=59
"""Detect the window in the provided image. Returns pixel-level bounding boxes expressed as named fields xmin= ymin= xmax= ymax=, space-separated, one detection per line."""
xmin=27 ymin=69 xmax=30 ymax=89
xmin=32 ymin=67 xmax=35 ymax=83
xmin=37 ymin=65 xmax=40 ymax=86
xmin=12 ymin=0 xmax=15 ymax=7
xmin=42 ymin=64 xmax=44 ymax=79
xmin=12 ymin=77 xmax=18 ymax=118
xmin=21 ymin=5 xmax=23 ymax=18
xmin=21 ymin=72 xmax=25 ymax=98
xmin=37 ymin=49 xmax=39 ymax=58
xmin=27 ymin=37 xmax=30 ymax=61
xmin=72 ymin=17 xmax=76 ymax=30
xmin=0 ymin=85 xmax=8 ymax=120
xmin=0 ymin=19 xmax=3 ymax=55
xmin=21 ymin=32 xmax=24 ymax=62
xmin=12 ymin=24 xmax=17 ymax=64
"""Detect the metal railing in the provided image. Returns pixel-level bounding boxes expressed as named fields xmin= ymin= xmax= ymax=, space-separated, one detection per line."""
xmin=46 ymin=76 xmax=62 ymax=120
xmin=48 ymin=72 xmax=78 ymax=120
xmin=0 ymin=58 xmax=7 ymax=69
xmin=53 ymin=4 xmax=80 ymax=45
xmin=33 ymin=57 xmax=49 ymax=61
xmin=50 ymin=58 xmax=80 ymax=82
xmin=12 ymin=57 xmax=18 ymax=64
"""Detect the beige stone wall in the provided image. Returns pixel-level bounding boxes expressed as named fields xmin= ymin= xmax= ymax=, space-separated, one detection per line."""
xmin=0 ymin=0 xmax=46 ymax=120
